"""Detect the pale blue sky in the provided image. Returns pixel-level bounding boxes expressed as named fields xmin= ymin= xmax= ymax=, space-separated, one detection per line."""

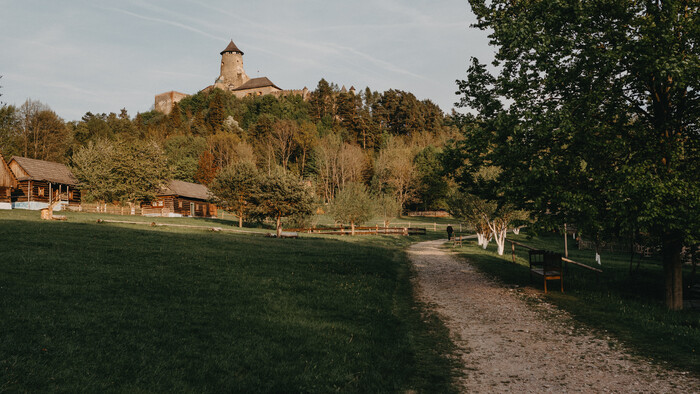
xmin=0 ymin=0 xmax=493 ymax=121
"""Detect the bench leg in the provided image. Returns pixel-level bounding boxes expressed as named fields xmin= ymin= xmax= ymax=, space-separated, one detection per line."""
xmin=561 ymin=277 xmax=563 ymax=293
xmin=544 ymin=278 xmax=547 ymax=293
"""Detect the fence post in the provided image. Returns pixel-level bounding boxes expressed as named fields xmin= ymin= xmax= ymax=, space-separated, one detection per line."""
xmin=434 ymin=222 xmax=437 ymax=231
xmin=511 ymin=241 xmax=516 ymax=263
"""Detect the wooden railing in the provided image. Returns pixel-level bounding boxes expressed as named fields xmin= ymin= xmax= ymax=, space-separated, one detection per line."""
xmin=506 ymin=239 xmax=602 ymax=274
xmin=285 ymin=226 xmax=427 ymax=236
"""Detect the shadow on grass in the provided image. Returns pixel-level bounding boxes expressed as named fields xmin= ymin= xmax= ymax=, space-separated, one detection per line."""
xmin=0 ymin=212 xmax=460 ymax=392
xmin=450 ymin=234 xmax=700 ymax=377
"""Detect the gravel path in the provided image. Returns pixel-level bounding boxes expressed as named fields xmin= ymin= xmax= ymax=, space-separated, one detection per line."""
xmin=408 ymin=239 xmax=699 ymax=393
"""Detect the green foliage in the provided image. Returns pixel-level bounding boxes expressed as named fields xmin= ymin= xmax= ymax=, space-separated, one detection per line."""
xmin=330 ymin=182 xmax=375 ymax=231
xmin=252 ymin=170 xmax=315 ymax=236
xmin=163 ymin=135 xmax=207 ymax=182
xmin=209 ymin=162 xmax=259 ymax=226
xmin=458 ymin=0 xmax=700 ymax=308
xmin=413 ymin=145 xmax=450 ymax=211
xmin=374 ymin=193 xmax=401 ymax=227
xmin=71 ymin=139 xmax=169 ymax=204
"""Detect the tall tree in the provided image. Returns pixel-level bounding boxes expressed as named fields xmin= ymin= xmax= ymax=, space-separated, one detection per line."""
xmin=459 ymin=0 xmax=700 ymax=309
xmin=210 ymin=162 xmax=259 ymax=227
xmin=252 ymin=170 xmax=315 ymax=237
xmin=331 ymin=182 xmax=375 ymax=235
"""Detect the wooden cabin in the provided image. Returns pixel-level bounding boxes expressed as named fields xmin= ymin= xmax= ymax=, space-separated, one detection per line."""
xmin=8 ymin=156 xmax=81 ymax=210
xmin=142 ymin=180 xmax=217 ymax=217
xmin=0 ymin=154 xmax=18 ymax=209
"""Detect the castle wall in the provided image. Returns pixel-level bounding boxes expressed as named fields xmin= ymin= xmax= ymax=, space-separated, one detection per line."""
xmin=232 ymin=85 xmax=282 ymax=98
xmin=155 ymin=91 xmax=189 ymax=115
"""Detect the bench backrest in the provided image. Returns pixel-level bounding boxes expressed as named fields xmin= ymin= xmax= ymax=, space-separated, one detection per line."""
xmin=529 ymin=250 xmax=562 ymax=272
xmin=529 ymin=250 xmax=546 ymax=267
xmin=543 ymin=252 xmax=563 ymax=273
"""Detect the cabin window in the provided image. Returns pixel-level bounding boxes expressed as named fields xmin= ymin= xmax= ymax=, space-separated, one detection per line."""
xmin=196 ymin=204 xmax=200 ymax=210
xmin=38 ymin=187 xmax=45 ymax=197
xmin=178 ymin=201 xmax=183 ymax=208
xmin=151 ymin=200 xmax=163 ymax=207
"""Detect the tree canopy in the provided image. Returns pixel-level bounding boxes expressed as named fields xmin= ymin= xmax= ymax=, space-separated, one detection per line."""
xmin=455 ymin=0 xmax=699 ymax=309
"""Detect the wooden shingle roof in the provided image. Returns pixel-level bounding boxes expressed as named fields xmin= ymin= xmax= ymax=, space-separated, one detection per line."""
xmin=233 ymin=77 xmax=281 ymax=91
xmin=220 ymin=40 xmax=244 ymax=55
xmin=10 ymin=156 xmax=78 ymax=185
xmin=160 ymin=180 xmax=211 ymax=201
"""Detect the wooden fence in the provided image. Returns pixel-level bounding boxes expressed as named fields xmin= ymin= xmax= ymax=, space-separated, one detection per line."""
xmin=507 ymin=239 xmax=602 ymax=274
xmin=65 ymin=203 xmax=144 ymax=216
xmin=285 ymin=226 xmax=427 ymax=236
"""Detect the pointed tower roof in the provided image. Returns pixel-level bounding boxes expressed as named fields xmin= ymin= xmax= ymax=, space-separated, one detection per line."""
xmin=220 ymin=40 xmax=244 ymax=55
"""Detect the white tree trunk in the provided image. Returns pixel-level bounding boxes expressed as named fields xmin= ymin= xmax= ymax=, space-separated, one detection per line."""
xmin=513 ymin=227 xmax=520 ymax=235
xmin=495 ymin=229 xmax=507 ymax=255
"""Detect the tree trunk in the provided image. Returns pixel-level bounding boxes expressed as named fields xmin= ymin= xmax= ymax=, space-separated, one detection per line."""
xmin=496 ymin=229 xmax=506 ymax=255
xmin=238 ymin=208 xmax=244 ymax=228
xmin=276 ymin=213 xmax=282 ymax=238
xmin=662 ymin=233 xmax=684 ymax=310
xmin=351 ymin=220 xmax=355 ymax=236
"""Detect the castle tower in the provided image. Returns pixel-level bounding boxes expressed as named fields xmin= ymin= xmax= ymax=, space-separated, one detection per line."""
xmin=215 ymin=40 xmax=250 ymax=89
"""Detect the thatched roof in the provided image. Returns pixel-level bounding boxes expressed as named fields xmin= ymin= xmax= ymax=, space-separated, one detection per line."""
xmin=161 ymin=180 xmax=211 ymax=201
xmin=233 ymin=77 xmax=281 ymax=91
xmin=10 ymin=156 xmax=78 ymax=185
xmin=220 ymin=40 xmax=244 ymax=55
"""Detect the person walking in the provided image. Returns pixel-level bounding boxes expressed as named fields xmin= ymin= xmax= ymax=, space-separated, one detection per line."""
xmin=446 ymin=224 xmax=454 ymax=241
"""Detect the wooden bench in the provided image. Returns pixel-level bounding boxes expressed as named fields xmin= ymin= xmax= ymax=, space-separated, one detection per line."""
xmin=452 ymin=234 xmax=463 ymax=247
xmin=529 ymin=250 xmax=563 ymax=293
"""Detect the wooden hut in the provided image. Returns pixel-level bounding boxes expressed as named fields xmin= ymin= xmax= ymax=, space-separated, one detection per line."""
xmin=0 ymin=154 xmax=18 ymax=209
xmin=8 ymin=156 xmax=81 ymax=210
xmin=142 ymin=180 xmax=217 ymax=217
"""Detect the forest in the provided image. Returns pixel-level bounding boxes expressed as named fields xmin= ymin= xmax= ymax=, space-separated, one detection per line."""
xmin=0 ymin=79 xmax=460 ymax=215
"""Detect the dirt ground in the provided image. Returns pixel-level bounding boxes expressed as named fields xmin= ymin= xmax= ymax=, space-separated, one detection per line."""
xmin=408 ymin=239 xmax=700 ymax=393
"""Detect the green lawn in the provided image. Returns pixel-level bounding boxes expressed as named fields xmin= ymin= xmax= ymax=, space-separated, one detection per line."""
xmin=450 ymin=231 xmax=700 ymax=375
xmin=0 ymin=210 xmax=459 ymax=392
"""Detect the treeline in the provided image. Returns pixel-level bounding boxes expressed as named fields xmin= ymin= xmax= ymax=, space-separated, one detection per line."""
xmin=0 ymin=79 xmax=460 ymax=212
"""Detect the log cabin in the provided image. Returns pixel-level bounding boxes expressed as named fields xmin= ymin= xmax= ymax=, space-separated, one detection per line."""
xmin=0 ymin=154 xmax=18 ymax=209
xmin=8 ymin=156 xmax=81 ymax=210
xmin=142 ymin=180 xmax=217 ymax=217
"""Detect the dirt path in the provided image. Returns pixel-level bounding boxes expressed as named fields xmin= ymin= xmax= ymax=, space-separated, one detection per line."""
xmin=408 ymin=239 xmax=699 ymax=393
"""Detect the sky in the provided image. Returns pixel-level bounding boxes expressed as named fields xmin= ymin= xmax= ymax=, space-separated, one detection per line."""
xmin=0 ymin=0 xmax=494 ymax=122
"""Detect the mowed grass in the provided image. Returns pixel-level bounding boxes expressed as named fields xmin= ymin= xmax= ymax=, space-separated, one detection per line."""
xmin=451 ymin=232 xmax=700 ymax=375
xmin=0 ymin=210 xmax=459 ymax=392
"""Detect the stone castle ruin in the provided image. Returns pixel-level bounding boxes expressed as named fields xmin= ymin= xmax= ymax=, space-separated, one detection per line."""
xmin=155 ymin=39 xmax=309 ymax=114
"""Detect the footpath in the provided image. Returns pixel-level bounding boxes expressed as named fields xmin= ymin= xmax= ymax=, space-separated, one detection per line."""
xmin=408 ymin=239 xmax=699 ymax=393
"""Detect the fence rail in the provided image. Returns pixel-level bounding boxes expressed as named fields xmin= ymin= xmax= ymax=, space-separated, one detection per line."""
xmin=285 ymin=226 xmax=427 ymax=236
xmin=506 ymin=239 xmax=602 ymax=274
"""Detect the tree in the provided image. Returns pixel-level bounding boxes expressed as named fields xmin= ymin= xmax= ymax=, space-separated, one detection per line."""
xmin=271 ymin=119 xmax=298 ymax=172
xmin=210 ymin=162 xmax=259 ymax=227
xmin=447 ymin=191 xmax=495 ymax=250
xmin=71 ymin=139 xmax=119 ymax=203
xmin=413 ymin=145 xmax=450 ymax=211
xmin=294 ymin=121 xmax=318 ymax=176
xmin=193 ymin=151 xmax=218 ymax=185
xmin=252 ymin=170 xmax=315 ymax=237
xmin=374 ymin=138 xmax=417 ymax=212
xmin=71 ymin=139 xmax=169 ymax=210
xmin=206 ymin=90 xmax=226 ymax=133
xmin=375 ymin=193 xmax=401 ymax=227
xmin=0 ymin=104 xmax=20 ymax=158
xmin=331 ymin=182 xmax=375 ymax=235
xmin=460 ymin=0 xmax=700 ymax=309
xmin=163 ymin=135 xmax=207 ymax=182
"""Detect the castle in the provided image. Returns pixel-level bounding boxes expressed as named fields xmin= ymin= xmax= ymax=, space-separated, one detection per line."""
xmin=155 ymin=39 xmax=309 ymax=114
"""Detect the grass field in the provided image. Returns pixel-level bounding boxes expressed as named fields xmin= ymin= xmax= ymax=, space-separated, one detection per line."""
xmin=450 ymin=231 xmax=700 ymax=375
xmin=0 ymin=210 xmax=459 ymax=392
